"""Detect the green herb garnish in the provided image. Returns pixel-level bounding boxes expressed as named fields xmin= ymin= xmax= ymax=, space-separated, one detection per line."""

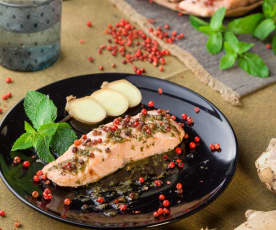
xmin=189 ymin=0 xmax=276 ymax=78
xmin=11 ymin=91 xmax=77 ymax=163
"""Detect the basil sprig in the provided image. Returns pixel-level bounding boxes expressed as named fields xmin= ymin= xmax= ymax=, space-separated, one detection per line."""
xmin=189 ymin=0 xmax=274 ymax=78
xmin=220 ymin=32 xmax=269 ymax=78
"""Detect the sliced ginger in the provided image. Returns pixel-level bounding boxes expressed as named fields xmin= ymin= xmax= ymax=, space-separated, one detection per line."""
xmin=91 ymin=88 xmax=129 ymax=116
xmin=101 ymin=79 xmax=142 ymax=107
xmin=65 ymin=96 xmax=106 ymax=124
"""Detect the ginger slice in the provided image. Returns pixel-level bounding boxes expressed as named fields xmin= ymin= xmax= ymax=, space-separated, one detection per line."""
xmin=65 ymin=96 xmax=106 ymax=124
xmin=101 ymin=79 xmax=142 ymax=108
xmin=91 ymin=88 xmax=129 ymax=116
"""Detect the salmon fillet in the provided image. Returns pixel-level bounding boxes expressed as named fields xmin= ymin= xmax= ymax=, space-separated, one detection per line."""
xmin=42 ymin=110 xmax=185 ymax=187
xmin=178 ymin=0 xmax=261 ymax=17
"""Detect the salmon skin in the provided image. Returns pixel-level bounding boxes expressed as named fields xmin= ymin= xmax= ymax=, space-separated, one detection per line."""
xmin=43 ymin=110 xmax=185 ymax=187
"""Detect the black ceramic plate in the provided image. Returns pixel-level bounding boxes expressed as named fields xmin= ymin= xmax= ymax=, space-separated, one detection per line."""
xmin=0 ymin=73 xmax=238 ymax=229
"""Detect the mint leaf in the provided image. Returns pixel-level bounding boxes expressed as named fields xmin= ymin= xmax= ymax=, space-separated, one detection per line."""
xmin=237 ymin=42 xmax=255 ymax=54
xmin=24 ymin=91 xmax=57 ymax=130
xmin=227 ymin=13 xmax=264 ymax=35
xmin=25 ymin=121 xmax=36 ymax=134
xmin=50 ymin=122 xmax=77 ymax=156
xmin=189 ymin=16 xmax=208 ymax=30
xmin=263 ymin=0 xmax=276 ymax=18
xmin=238 ymin=53 xmax=269 ymax=78
xmin=206 ymin=32 xmax=223 ymax=54
xmin=11 ymin=133 xmax=34 ymax=151
xmin=272 ymin=33 xmax=276 ymax=55
xmin=34 ymin=135 xmax=55 ymax=163
xmin=220 ymin=53 xmax=237 ymax=70
xmin=38 ymin=123 xmax=58 ymax=137
xmin=254 ymin=18 xmax=275 ymax=40
xmin=210 ymin=7 xmax=226 ymax=31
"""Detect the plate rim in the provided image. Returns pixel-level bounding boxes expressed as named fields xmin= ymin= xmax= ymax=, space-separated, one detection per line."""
xmin=0 ymin=73 xmax=238 ymax=229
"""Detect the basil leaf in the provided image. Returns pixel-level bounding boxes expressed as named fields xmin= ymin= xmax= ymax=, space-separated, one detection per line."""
xmin=34 ymin=135 xmax=55 ymax=163
xmin=210 ymin=7 xmax=226 ymax=31
xmin=50 ymin=122 xmax=77 ymax=156
xmin=220 ymin=53 xmax=237 ymax=70
xmin=189 ymin=16 xmax=208 ymax=30
xmin=237 ymin=42 xmax=255 ymax=54
xmin=198 ymin=25 xmax=213 ymax=35
xmin=227 ymin=13 xmax=264 ymax=34
xmin=238 ymin=53 xmax=269 ymax=78
xmin=24 ymin=91 xmax=57 ymax=130
xmin=224 ymin=41 xmax=237 ymax=55
xmin=254 ymin=18 xmax=275 ymax=40
xmin=272 ymin=33 xmax=276 ymax=55
xmin=206 ymin=32 xmax=223 ymax=54
xmin=224 ymin=32 xmax=239 ymax=53
xmin=11 ymin=133 xmax=34 ymax=151
xmin=263 ymin=0 xmax=276 ymax=18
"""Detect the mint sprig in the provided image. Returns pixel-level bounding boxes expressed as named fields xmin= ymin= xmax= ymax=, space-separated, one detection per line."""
xmin=11 ymin=91 xmax=77 ymax=163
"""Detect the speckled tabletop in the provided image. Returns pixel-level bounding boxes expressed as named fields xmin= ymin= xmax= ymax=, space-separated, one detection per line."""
xmin=0 ymin=0 xmax=275 ymax=230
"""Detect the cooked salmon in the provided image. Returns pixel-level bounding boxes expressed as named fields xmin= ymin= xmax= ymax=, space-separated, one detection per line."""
xmin=178 ymin=0 xmax=260 ymax=17
xmin=42 ymin=110 xmax=185 ymax=187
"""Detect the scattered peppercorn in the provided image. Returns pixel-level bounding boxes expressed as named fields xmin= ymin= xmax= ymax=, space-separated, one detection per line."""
xmin=80 ymin=40 xmax=85 ymax=44
xmin=189 ymin=142 xmax=196 ymax=149
xmin=98 ymin=65 xmax=104 ymax=71
xmin=194 ymin=136 xmax=200 ymax=142
xmin=139 ymin=177 xmax=145 ymax=183
xmin=33 ymin=175 xmax=40 ymax=182
xmin=209 ymin=144 xmax=215 ymax=152
xmin=176 ymin=183 xmax=182 ymax=190
xmin=215 ymin=144 xmax=221 ymax=151
xmin=266 ymin=43 xmax=272 ymax=49
xmin=157 ymin=208 xmax=163 ymax=215
xmin=158 ymin=88 xmax=163 ymax=94
xmin=148 ymin=100 xmax=154 ymax=107
xmin=163 ymin=208 xmax=170 ymax=215
xmin=43 ymin=188 xmax=52 ymax=200
xmin=88 ymin=56 xmax=94 ymax=63
xmin=32 ymin=191 xmax=39 ymax=198
xmin=168 ymin=161 xmax=175 ymax=169
xmin=120 ymin=204 xmax=127 ymax=211
xmin=154 ymin=180 xmax=162 ymax=187
xmin=97 ymin=196 xmax=105 ymax=204
xmin=5 ymin=77 xmax=13 ymax=83
xmin=74 ymin=139 xmax=81 ymax=146
xmin=22 ymin=161 xmax=30 ymax=168
xmin=0 ymin=210 xmax=5 ymax=217
xmin=181 ymin=113 xmax=187 ymax=120
xmin=141 ymin=108 xmax=147 ymax=115
xmin=194 ymin=107 xmax=200 ymax=113
xmin=175 ymin=147 xmax=182 ymax=155
xmin=13 ymin=156 xmax=21 ymax=164
xmin=162 ymin=200 xmax=170 ymax=207
xmin=15 ymin=221 xmax=22 ymax=228
xmin=153 ymin=211 xmax=159 ymax=217
xmin=112 ymin=63 xmax=116 ymax=68
xmin=86 ymin=21 xmax=92 ymax=27
xmin=64 ymin=198 xmax=71 ymax=206
xmin=159 ymin=194 xmax=165 ymax=201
